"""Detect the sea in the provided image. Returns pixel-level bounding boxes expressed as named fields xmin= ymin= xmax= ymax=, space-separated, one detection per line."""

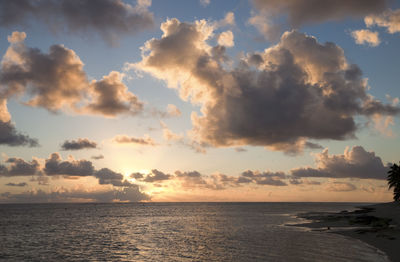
xmin=0 ymin=202 xmax=390 ymax=261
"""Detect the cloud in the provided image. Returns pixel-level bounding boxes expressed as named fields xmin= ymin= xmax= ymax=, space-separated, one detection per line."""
xmin=42 ymin=153 xmax=136 ymax=187
xmin=85 ymin=71 xmax=144 ymax=117
xmin=248 ymin=12 xmax=281 ymax=41
xmin=0 ymin=157 xmax=40 ymax=177
xmin=365 ymin=9 xmax=400 ymax=34
xmin=95 ymin=168 xmax=134 ymax=187
xmin=161 ymin=121 xmax=184 ymax=141
xmin=199 ymin=0 xmax=210 ymax=7
xmin=325 ymin=182 xmax=357 ymax=192
xmin=166 ymin=104 xmax=181 ymax=117
xmin=112 ymin=135 xmax=157 ymax=146
xmin=61 ymin=138 xmax=97 ymax=150
xmin=291 ymin=146 xmax=390 ymax=180
xmin=0 ymin=153 xmax=143 ymax=190
xmin=134 ymin=19 xmax=399 ymax=153
xmin=1 ymin=33 xmax=88 ymax=112
xmin=251 ymin=0 xmax=387 ymax=27
xmin=5 ymin=182 xmax=28 ymax=187
xmin=174 ymin=170 xmax=210 ymax=188
xmin=216 ymin=12 xmax=235 ymax=27
xmin=0 ymin=32 xmax=144 ymax=118
xmin=134 ymin=168 xmax=289 ymax=190
xmin=0 ymin=0 xmax=154 ymax=45
xmin=91 ymin=154 xmax=104 ymax=160
xmin=239 ymin=170 xmax=287 ymax=186
xmin=0 ymin=187 xmax=150 ymax=203
xmin=44 ymin=153 xmax=94 ymax=177
xmin=136 ymin=169 xmax=172 ymax=183
xmin=351 ymin=29 xmax=380 ymax=47
xmin=0 ymin=120 xmax=39 ymax=147
xmin=217 ymin=30 xmax=234 ymax=47
xmin=0 ymin=98 xmax=38 ymax=147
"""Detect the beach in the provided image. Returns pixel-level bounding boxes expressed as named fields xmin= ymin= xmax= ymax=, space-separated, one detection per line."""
xmin=293 ymin=202 xmax=400 ymax=262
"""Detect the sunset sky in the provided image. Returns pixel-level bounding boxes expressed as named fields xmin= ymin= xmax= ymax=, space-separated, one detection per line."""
xmin=0 ymin=0 xmax=399 ymax=202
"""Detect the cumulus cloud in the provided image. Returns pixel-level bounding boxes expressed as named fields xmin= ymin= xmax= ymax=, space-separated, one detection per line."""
xmin=5 ymin=182 xmax=28 ymax=187
xmin=133 ymin=19 xmax=399 ymax=153
xmin=61 ymin=138 xmax=97 ymax=150
xmin=42 ymin=153 xmax=134 ymax=187
xmin=95 ymin=168 xmax=133 ymax=187
xmin=0 ymin=187 xmax=150 ymax=203
xmin=217 ymin=30 xmax=234 ymax=47
xmin=85 ymin=71 xmax=143 ymax=117
xmin=291 ymin=146 xmax=390 ymax=180
xmin=0 ymin=120 xmax=39 ymax=147
xmin=134 ymin=169 xmax=171 ymax=183
xmin=239 ymin=170 xmax=287 ymax=186
xmin=134 ymin=168 xmax=289 ymax=190
xmin=1 ymin=33 xmax=89 ymax=112
xmin=351 ymin=29 xmax=380 ymax=47
xmin=0 ymin=157 xmax=40 ymax=177
xmin=365 ymin=9 xmax=400 ymax=34
xmin=0 ymin=0 xmax=154 ymax=45
xmin=325 ymin=182 xmax=357 ymax=192
xmin=0 ymin=32 xmax=144 ymax=118
xmin=112 ymin=135 xmax=157 ymax=146
xmin=251 ymin=0 xmax=387 ymax=27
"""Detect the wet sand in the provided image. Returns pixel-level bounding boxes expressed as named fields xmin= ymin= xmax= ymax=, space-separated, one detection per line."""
xmin=291 ymin=202 xmax=400 ymax=262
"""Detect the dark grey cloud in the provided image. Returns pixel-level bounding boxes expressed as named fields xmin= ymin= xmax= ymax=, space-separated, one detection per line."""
xmin=0 ymin=0 xmax=154 ymax=45
xmin=44 ymin=153 xmax=95 ymax=177
xmin=291 ymin=146 xmax=390 ymax=180
xmin=5 ymin=182 xmax=28 ymax=187
xmin=251 ymin=0 xmax=387 ymax=27
xmin=1 ymin=152 xmax=136 ymax=188
xmin=0 ymin=120 xmax=39 ymax=147
xmin=0 ymin=187 xmax=150 ymax=203
xmin=61 ymin=138 xmax=97 ymax=150
xmin=131 ymin=172 xmax=144 ymax=179
xmin=91 ymin=154 xmax=104 ymax=160
xmin=0 ymin=32 xmax=144 ymax=117
xmin=43 ymin=153 xmax=135 ymax=187
xmin=140 ymin=169 xmax=171 ymax=183
xmin=95 ymin=168 xmax=134 ymax=187
xmin=0 ymin=157 xmax=40 ymax=177
xmin=135 ymin=19 xmax=399 ymax=153
xmin=240 ymin=170 xmax=287 ymax=186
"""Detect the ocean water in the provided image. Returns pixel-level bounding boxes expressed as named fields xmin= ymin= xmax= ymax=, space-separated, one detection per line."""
xmin=0 ymin=202 xmax=389 ymax=261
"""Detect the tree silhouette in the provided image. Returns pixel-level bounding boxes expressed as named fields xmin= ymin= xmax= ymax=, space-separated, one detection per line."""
xmin=387 ymin=162 xmax=400 ymax=201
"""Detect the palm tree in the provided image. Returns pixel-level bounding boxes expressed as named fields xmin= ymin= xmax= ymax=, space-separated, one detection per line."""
xmin=387 ymin=162 xmax=400 ymax=201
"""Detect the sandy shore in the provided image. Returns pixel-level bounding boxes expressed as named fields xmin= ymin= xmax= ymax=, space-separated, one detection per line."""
xmin=291 ymin=202 xmax=400 ymax=262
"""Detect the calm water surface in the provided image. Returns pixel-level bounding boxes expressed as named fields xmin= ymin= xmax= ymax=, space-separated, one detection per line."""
xmin=0 ymin=202 xmax=389 ymax=261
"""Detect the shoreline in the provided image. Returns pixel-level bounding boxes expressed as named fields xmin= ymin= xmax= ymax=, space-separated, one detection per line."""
xmin=290 ymin=202 xmax=400 ymax=262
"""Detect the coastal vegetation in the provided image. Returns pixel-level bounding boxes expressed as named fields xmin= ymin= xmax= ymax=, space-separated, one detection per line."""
xmin=388 ymin=162 xmax=400 ymax=201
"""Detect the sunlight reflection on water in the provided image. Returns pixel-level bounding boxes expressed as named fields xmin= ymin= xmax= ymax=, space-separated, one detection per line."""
xmin=0 ymin=202 xmax=389 ymax=261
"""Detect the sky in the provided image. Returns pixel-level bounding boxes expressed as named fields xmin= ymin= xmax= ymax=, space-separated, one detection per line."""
xmin=0 ymin=0 xmax=399 ymax=203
